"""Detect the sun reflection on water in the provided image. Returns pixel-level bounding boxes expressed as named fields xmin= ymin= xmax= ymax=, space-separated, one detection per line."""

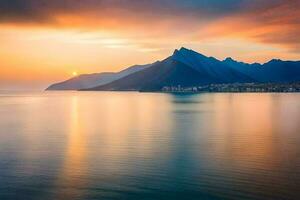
xmin=55 ymin=96 xmax=88 ymax=199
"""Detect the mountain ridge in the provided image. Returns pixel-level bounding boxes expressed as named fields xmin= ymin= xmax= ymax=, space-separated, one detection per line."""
xmin=46 ymin=62 xmax=157 ymax=90
xmin=46 ymin=47 xmax=300 ymax=91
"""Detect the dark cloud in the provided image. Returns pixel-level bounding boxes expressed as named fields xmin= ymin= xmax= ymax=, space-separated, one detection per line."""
xmin=0 ymin=0 xmax=299 ymax=52
xmin=235 ymin=0 xmax=300 ymax=52
xmin=0 ymin=0 xmax=282 ymax=23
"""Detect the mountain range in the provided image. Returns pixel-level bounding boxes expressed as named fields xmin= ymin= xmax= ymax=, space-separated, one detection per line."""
xmin=46 ymin=47 xmax=300 ymax=91
xmin=46 ymin=62 xmax=157 ymax=90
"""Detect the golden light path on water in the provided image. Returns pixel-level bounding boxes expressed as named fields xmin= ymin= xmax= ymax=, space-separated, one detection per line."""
xmin=1 ymin=92 xmax=299 ymax=199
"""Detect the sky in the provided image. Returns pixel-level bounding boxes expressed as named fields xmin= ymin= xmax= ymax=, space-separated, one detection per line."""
xmin=0 ymin=0 xmax=300 ymax=90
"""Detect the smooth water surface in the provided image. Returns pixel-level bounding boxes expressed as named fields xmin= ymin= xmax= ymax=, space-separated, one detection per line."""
xmin=0 ymin=91 xmax=300 ymax=200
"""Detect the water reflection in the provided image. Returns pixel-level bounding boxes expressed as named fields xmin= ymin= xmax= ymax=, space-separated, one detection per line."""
xmin=0 ymin=92 xmax=300 ymax=200
xmin=55 ymin=96 xmax=88 ymax=199
xmin=211 ymin=94 xmax=278 ymax=170
xmin=201 ymin=94 xmax=299 ymax=199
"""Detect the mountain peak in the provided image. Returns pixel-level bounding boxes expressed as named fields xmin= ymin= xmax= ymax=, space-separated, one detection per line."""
xmin=179 ymin=47 xmax=190 ymax=52
xmin=173 ymin=47 xmax=208 ymax=58
xmin=224 ymin=57 xmax=236 ymax=62
xmin=172 ymin=47 xmax=193 ymax=61
xmin=268 ymin=59 xmax=282 ymax=63
xmin=173 ymin=47 xmax=189 ymax=55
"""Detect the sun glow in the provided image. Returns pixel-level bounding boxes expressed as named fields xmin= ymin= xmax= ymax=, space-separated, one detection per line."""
xmin=0 ymin=0 xmax=299 ymax=90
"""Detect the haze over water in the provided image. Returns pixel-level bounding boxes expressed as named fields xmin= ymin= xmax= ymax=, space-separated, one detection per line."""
xmin=0 ymin=91 xmax=300 ymax=200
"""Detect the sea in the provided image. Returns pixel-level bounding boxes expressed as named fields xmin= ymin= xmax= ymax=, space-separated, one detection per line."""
xmin=0 ymin=91 xmax=300 ymax=200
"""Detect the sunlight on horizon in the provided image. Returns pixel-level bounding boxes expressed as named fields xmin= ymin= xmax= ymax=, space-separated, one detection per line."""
xmin=0 ymin=0 xmax=299 ymax=90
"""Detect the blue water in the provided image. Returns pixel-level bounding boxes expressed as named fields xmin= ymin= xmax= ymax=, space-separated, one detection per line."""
xmin=0 ymin=91 xmax=300 ymax=200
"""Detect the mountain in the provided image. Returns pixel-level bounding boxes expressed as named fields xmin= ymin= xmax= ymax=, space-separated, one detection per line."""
xmin=83 ymin=48 xmax=254 ymax=91
xmin=47 ymin=47 xmax=300 ymax=92
xmin=82 ymin=57 xmax=205 ymax=91
xmin=172 ymin=48 xmax=253 ymax=83
xmin=46 ymin=63 xmax=156 ymax=90
xmin=223 ymin=57 xmax=300 ymax=82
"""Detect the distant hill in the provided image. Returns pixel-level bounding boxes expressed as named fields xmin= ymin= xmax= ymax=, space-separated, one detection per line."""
xmin=82 ymin=48 xmax=254 ymax=91
xmin=172 ymin=48 xmax=253 ymax=83
xmin=83 ymin=57 xmax=208 ymax=91
xmin=47 ymin=47 xmax=300 ymax=92
xmin=46 ymin=63 xmax=156 ymax=90
xmin=224 ymin=57 xmax=300 ymax=82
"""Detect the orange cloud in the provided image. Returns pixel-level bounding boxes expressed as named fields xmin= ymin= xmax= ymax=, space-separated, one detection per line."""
xmin=0 ymin=0 xmax=299 ymax=89
xmin=197 ymin=1 xmax=300 ymax=52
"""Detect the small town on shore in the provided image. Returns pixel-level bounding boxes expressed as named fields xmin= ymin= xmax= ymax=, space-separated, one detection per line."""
xmin=161 ymin=83 xmax=300 ymax=93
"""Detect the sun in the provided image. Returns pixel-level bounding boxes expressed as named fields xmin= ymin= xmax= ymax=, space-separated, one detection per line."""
xmin=72 ymin=71 xmax=78 ymax=76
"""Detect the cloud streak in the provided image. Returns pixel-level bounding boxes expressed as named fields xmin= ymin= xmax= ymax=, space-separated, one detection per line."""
xmin=1 ymin=0 xmax=299 ymax=89
xmin=0 ymin=0 xmax=300 ymax=52
xmin=197 ymin=0 xmax=300 ymax=52
xmin=0 ymin=0 xmax=248 ymax=22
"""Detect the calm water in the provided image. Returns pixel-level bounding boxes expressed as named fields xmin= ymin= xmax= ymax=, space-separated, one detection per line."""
xmin=0 ymin=91 xmax=300 ymax=200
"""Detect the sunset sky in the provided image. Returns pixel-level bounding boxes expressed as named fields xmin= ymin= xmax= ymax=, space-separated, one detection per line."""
xmin=0 ymin=0 xmax=300 ymax=90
